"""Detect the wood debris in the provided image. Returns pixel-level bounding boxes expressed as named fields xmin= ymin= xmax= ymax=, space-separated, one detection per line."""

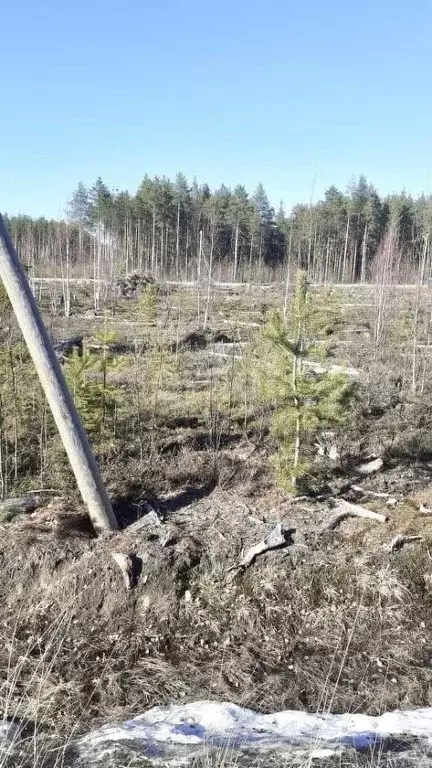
xmin=111 ymin=553 xmax=135 ymax=589
xmin=419 ymin=502 xmax=432 ymax=516
xmin=351 ymin=485 xmax=398 ymax=507
xmin=160 ymin=526 xmax=178 ymax=547
xmin=229 ymin=523 xmax=296 ymax=571
xmin=356 ymin=457 xmax=384 ymax=476
xmin=384 ymin=534 xmax=423 ymax=553
xmin=321 ymin=499 xmax=389 ymax=533
xmin=127 ymin=504 xmax=163 ymax=533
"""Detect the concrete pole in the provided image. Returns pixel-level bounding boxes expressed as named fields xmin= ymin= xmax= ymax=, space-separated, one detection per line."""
xmin=0 ymin=214 xmax=118 ymax=534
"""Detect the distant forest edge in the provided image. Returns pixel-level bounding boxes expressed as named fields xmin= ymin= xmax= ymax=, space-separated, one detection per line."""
xmin=4 ymin=174 xmax=432 ymax=284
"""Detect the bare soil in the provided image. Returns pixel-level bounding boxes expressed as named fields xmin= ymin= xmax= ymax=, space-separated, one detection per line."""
xmin=2 ymin=472 xmax=432 ymax=740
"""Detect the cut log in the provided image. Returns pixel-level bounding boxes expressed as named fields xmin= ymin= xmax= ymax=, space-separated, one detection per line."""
xmin=229 ymin=523 xmax=296 ymax=571
xmin=356 ymin=457 xmax=384 ymax=476
xmin=0 ymin=495 xmax=41 ymax=521
xmin=321 ymin=499 xmax=389 ymax=533
xmin=384 ymin=534 xmax=423 ymax=553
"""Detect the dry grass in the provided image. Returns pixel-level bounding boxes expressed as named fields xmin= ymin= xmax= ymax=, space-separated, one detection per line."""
xmin=0 ymin=490 xmax=431 ymax=738
xmin=1 ymin=282 xmax=432 ymax=765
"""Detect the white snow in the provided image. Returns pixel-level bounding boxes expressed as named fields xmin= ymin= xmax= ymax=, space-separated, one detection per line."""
xmin=77 ymin=700 xmax=432 ymax=762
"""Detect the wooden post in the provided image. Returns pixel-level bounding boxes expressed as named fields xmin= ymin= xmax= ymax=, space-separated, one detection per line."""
xmin=0 ymin=214 xmax=118 ymax=535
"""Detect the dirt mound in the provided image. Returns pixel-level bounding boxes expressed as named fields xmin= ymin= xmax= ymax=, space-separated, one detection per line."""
xmin=1 ymin=489 xmax=432 ymax=747
xmin=176 ymin=328 xmax=235 ymax=350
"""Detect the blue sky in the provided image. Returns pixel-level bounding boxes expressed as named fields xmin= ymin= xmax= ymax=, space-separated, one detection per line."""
xmin=1 ymin=0 xmax=432 ymax=217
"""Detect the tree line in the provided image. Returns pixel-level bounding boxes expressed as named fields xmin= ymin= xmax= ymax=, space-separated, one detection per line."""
xmin=4 ymin=173 xmax=432 ymax=283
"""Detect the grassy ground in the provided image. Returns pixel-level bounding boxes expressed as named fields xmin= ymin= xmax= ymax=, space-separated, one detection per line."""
xmin=1 ymin=279 xmax=432 ymax=765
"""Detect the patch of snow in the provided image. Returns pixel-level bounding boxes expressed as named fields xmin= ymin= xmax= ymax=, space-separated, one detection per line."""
xmin=76 ymin=700 xmax=432 ymax=763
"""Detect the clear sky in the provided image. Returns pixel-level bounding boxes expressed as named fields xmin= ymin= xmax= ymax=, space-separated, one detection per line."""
xmin=2 ymin=0 xmax=432 ymax=218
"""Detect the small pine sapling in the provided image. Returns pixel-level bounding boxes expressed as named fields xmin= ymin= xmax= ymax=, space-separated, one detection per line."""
xmin=65 ymin=329 xmax=124 ymax=444
xmin=139 ymin=284 xmax=158 ymax=324
xmin=93 ymin=318 xmax=125 ymax=436
xmin=259 ymin=271 xmax=355 ymax=493
xmin=65 ymin=349 xmax=104 ymax=438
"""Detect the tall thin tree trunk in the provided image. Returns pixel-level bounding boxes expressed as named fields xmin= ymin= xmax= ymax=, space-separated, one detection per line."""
xmin=342 ymin=215 xmax=350 ymax=282
xmin=360 ymin=224 xmax=368 ymax=283
xmin=324 ymin=236 xmax=330 ymax=284
xmin=185 ymin=226 xmax=190 ymax=281
xmin=291 ymin=352 xmax=301 ymax=489
xmin=198 ymin=230 xmax=203 ymax=281
xmin=125 ymin=215 xmax=130 ymax=275
xmin=283 ymin=226 xmax=293 ymax=319
xmin=62 ymin=225 xmax=71 ymax=318
xmin=249 ymin=234 xmax=254 ymax=273
xmin=151 ymin=205 xmax=156 ymax=273
xmin=412 ymin=234 xmax=429 ymax=393
xmin=233 ymin=217 xmax=239 ymax=281
xmin=176 ymin=201 xmax=180 ymax=279
xmin=203 ymin=221 xmax=215 ymax=330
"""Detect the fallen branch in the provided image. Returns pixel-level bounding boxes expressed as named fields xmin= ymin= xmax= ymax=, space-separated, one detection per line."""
xmin=321 ymin=499 xmax=389 ymax=533
xmin=220 ymin=319 xmax=261 ymax=328
xmin=351 ymin=485 xmax=397 ymax=506
xmin=228 ymin=523 xmax=295 ymax=571
xmin=210 ymin=351 xmax=242 ymax=360
xmin=384 ymin=534 xmax=423 ymax=553
xmin=33 ymin=277 xmax=106 ymax=285
xmin=25 ymin=488 xmax=61 ymax=495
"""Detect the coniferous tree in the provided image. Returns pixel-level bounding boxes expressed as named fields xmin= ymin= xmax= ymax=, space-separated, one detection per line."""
xmin=259 ymin=271 xmax=355 ymax=492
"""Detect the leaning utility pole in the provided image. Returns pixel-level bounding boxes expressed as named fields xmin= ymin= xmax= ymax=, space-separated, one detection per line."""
xmin=0 ymin=214 xmax=118 ymax=535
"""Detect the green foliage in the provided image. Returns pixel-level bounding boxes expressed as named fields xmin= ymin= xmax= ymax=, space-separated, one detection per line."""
xmin=8 ymin=170 xmax=432 ymax=283
xmin=139 ymin=284 xmax=158 ymax=323
xmin=65 ymin=349 xmax=104 ymax=437
xmin=65 ymin=326 xmax=124 ymax=441
xmin=0 ymin=343 xmax=49 ymax=489
xmin=145 ymin=338 xmax=178 ymax=402
xmin=259 ymin=271 xmax=355 ymax=492
xmin=0 ymin=281 xmax=11 ymax=319
xmin=93 ymin=318 xmax=121 ymax=350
